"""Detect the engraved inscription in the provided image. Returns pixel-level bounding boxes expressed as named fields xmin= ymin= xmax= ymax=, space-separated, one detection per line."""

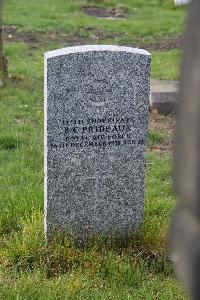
xmin=50 ymin=116 xmax=145 ymax=150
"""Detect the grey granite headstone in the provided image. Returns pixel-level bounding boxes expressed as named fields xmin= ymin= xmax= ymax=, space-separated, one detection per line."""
xmin=44 ymin=45 xmax=151 ymax=240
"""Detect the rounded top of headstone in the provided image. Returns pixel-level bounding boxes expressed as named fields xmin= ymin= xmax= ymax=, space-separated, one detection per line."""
xmin=44 ymin=45 xmax=150 ymax=60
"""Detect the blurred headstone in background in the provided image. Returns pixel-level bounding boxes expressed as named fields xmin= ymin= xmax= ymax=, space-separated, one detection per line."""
xmin=174 ymin=0 xmax=191 ymax=5
xmin=150 ymin=80 xmax=179 ymax=115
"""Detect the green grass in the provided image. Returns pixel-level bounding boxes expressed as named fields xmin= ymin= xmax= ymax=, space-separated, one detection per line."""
xmin=148 ymin=130 xmax=166 ymax=147
xmin=151 ymin=49 xmax=181 ymax=80
xmin=0 ymin=53 xmax=188 ymax=299
xmin=4 ymin=0 xmax=187 ymax=41
xmin=3 ymin=0 xmax=184 ymax=81
xmin=0 ymin=153 xmax=188 ymax=299
xmin=0 ymin=0 xmax=190 ymax=299
xmin=4 ymin=42 xmax=182 ymax=82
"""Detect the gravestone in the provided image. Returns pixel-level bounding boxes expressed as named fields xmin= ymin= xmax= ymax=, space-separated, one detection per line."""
xmin=150 ymin=80 xmax=179 ymax=114
xmin=44 ymin=45 xmax=151 ymax=240
xmin=174 ymin=0 xmax=191 ymax=5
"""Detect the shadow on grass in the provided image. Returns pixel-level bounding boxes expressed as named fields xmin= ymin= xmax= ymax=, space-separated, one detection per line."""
xmin=0 ymin=135 xmax=21 ymax=151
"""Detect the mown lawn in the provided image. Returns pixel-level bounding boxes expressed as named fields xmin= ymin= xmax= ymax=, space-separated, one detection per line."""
xmin=4 ymin=0 xmax=186 ymax=39
xmin=0 ymin=0 xmax=189 ymax=299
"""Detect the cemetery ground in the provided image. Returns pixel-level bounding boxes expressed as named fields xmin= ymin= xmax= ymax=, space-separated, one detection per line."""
xmin=0 ymin=1 xmax=189 ymax=299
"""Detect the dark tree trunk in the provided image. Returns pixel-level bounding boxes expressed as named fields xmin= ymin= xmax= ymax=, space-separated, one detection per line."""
xmin=0 ymin=0 xmax=8 ymax=81
xmin=169 ymin=0 xmax=200 ymax=299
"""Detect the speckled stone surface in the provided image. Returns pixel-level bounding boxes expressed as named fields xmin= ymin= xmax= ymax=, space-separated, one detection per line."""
xmin=44 ymin=45 xmax=151 ymax=240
